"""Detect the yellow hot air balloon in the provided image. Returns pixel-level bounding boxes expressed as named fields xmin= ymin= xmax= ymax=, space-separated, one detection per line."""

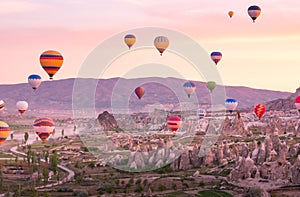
xmin=124 ymin=34 xmax=136 ymax=50
xmin=0 ymin=121 xmax=10 ymax=146
xmin=40 ymin=50 xmax=63 ymax=80
xmin=206 ymin=81 xmax=217 ymax=93
xmin=154 ymin=36 xmax=169 ymax=56
xmin=228 ymin=11 xmax=234 ymax=18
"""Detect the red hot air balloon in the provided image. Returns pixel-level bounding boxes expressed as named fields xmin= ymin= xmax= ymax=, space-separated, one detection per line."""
xmin=167 ymin=116 xmax=181 ymax=133
xmin=135 ymin=86 xmax=145 ymax=100
xmin=295 ymin=96 xmax=300 ymax=112
xmin=254 ymin=104 xmax=266 ymax=120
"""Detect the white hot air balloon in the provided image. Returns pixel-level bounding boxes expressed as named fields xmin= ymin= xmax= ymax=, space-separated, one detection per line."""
xmin=16 ymin=101 xmax=28 ymax=115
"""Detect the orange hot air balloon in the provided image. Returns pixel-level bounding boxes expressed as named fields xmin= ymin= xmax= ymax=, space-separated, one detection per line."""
xmin=167 ymin=116 xmax=181 ymax=133
xmin=33 ymin=118 xmax=55 ymax=143
xmin=135 ymin=86 xmax=145 ymax=100
xmin=254 ymin=104 xmax=266 ymax=120
xmin=228 ymin=11 xmax=234 ymax=18
xmin=40 ymin=50 xmax=63 ymax=80
xmin=0 ymin=121 xmax=10 ymax=146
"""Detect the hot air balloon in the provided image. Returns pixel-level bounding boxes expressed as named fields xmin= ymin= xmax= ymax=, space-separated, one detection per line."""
xmin=248 ymin=5 xmax=261 ymax=23
xmin=40 ymin=50 xmax=63 ymax=80
xmin=16 ymin=101 xmax=28 ymax=115
xmin=154 ymin=36 xmax=169 ymax=56
xmin=206 ymin=81 xmax=217 ymax=93
xmin=225 ymin=98 xmax=238 ymax=113
xmin=167 ymin=116 xmax=181 ymax=133
xmin=228 ymin=11 xmax=234 ymax=18
xmin=0 ymin=100 xmax=5 ymax=112
xmin=33 ymin=118 xmax=55 ymax=143
xmin=210 ymin=52 xmax=222 ymax=65
xmin=0 ymin=121 xmax=10 ymax=146
xmin=197 ymin=109 xmax=206 ymax=119
xmin=294 ymin=96 xmax=300 ymax=112
xmin=28 ymin=74 xmax=42 ymax=91
xmin=135 ymin=86 xmax=145 ymax=100
xmin=124 ymin=34 xmax=136 ymax=50
xmin=183 ymin=81 xmax=196 ymax=98
xmin=254 ymin=104 xmax=266 ymax=120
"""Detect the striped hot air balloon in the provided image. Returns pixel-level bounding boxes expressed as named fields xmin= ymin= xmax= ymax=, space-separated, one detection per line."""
xmin=40 ymin=50 xmax=63 ymax=80
xmin=154 ymin=36 xmax=169 ymax=56
xmin=294 ymin=96 xmax=300 ymax=112
xmin=0 ymin=100 xmax=5 ymax=112
xmin=135 ymin=86 xmax=145 ymax=100
xmin=0 ymin=121 xmax=10 ymax=146
xmin=248 ymin=5 xmax=261 ymax=23
xmin=210 ymin=52 xmax=222 ymax=65
xmin=33 ymin=118 xmax=55 ymax=143
xmin=183 ymin=81 xmax=196 ymax=98
xmin=124 ymin=34 xmax=136 ymax=49
xmin=197 ymin=109 xmax=206 ymax=119
xmin=28 ymin=74 xmax=42 ymax=91
xmin=225 ymin=98 xmax=238 ymax=113
xmin=254 ymin=104 xmax=266 ymax=120
xmin=167 ymin=116 xmax=181 ymax=133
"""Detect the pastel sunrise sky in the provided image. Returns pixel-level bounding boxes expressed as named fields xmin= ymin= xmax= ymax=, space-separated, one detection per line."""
xmin=1 ymin=0 xmax=300 ymax=92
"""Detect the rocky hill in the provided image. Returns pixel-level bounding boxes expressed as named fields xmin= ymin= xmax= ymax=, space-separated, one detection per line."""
xmin=267 ymin=87 xmax=300 ymax=111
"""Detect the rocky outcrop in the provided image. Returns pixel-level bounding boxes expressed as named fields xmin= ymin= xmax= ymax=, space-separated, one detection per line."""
xmin=97 ymin=111 xmax=121 ymax=132
xmin=229 ymin=156 xmax=258 ymax=181
xmin=291 ymin=155 xmax=300 ymax=184
xmin=221 ymin=112 xmax=250 ymax=136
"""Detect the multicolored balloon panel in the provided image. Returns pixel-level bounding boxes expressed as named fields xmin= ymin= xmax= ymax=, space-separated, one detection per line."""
xmin=167 ymin=116 xmax=181 ymax=133
xmin=154 ymin=36 xmax=169 ymax=56
xmin=0 ymin=121 xmax=10 ymax=146
xmin=40 ymin=50 xmax=63 ymax=80
xmin=248 ymin=5 xmax=261 ymax=22
xmin=210 ymin=52 xmax=222 ymax=65
xmin=33 ymin=118 xmax=55 ymax=143
xmin=28 ymin=74 xmax=42 ymax=90
xmin=183 ymin=81 xmax=196 ymax=98
xmin=254 ymin=104 xmax=266 ymax=120
xmin=124 ymin=34 xmax=136 ymax=49
xmin=225 ymin=98 xmax=238 ymax=113
xmin=0 ymin=100 xmax=5 ymax=112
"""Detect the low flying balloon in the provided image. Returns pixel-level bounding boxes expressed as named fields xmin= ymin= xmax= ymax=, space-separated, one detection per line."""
xmin=210 ymin=52 xmax=222 ymax=65
xmin=16 ymin=101 xmax=28 ymax=115
xmin=254 ymin=104 xmax=266 ymax=120
xmin=206 ymin=81 xmax=217 ymax=93
xmin=197 ymin=109 xmax=206 ymax=119
xmin=154 ymin=36 xmax=169 ymax=56
xmin=135 ymin=86 xmax=145 ymax=100
xmin=228 ymin=11 xmax=234 ymax=18
xmin=167 ymin=116 xmax=181 ymax=133
xmin=40 ymin=50 xmax=63 ymax=80
xmin=0 ymin=121 xmax=10 ymax=146
xmin=248 ymin=5 xmax=261 ymax=23
xmin=225 ymin=98 xmax=238 ymax=113
xmin=33 ymin=118 xmax=55 ymax=143
xmin=28 ymin=74 xmax=42 ymax=91
xmin=124 ymin=34 xmax=136 ymax=49
xmin=183 ymin=81 xmax=196 ymax=98
xmin=0 ymin=100 xmax=5 ymax=111
xmin=294 ymin=96 xmax=300 ymax=112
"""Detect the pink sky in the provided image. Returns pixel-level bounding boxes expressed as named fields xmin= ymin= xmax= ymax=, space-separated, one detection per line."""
xmin=1 ymin=0 xmax=300 ymax=92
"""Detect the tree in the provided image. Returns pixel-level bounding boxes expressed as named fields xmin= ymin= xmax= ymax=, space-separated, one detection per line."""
xmin=15 ymin=155 xmax=18 ymax=163
xmin=24 ymin=132 xmax=29 ymax=144
xmin=44 ymin=151 xmax=49 ymax=163
xmin=61 ymin=129 xmax=64 ymax=138
xmin=50 ymin=150 xmax=58 ymax=175
xmin=10 ymin=133 xmax=14 ymax=140
xmin=43 ymin=167 xmax=49 ymax=186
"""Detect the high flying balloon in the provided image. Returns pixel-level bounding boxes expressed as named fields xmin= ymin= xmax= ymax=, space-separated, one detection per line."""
xmin=183 ymin=81 xmax=196 ymax=98
xmin=0 ymin=121 xmax=10 ymax=146
xmin=16 ymin=101 xmax=28 ymax=115
xmin=228 ymin=11 xmax=234 ymax=18
xmin=167 ymin=116 xmax=181 ymax=133
xmin=33 ymin=118 xmax=55 ymax=143
xmin=28 ymin=74 xmax=42 ymax=91
xmin=210 ymin=52 xmax=222 ymax=65
xmin=0 ymin=100 xmax=5 ymax=112
xmin=254 ymin=104 xmax=266 ymax=120
xmin=248 ymin=5 xmax=261 ymax=23
xmin=124 ymin=34 xmax=136 ymax=49
xmin=135 ymin=86 xmax=145 ymax=100
xmin=206 ymin=81 xmax=217 ymax=93
xmin=225 ymin=98 xmax=238 ymax=113
xmin=40 ymin=50 xmax=63 ymax=80
xmin=294 ymin=96 xmax=300 ymax=112
xmin=154 ymin=36 xmax=169 ymax=56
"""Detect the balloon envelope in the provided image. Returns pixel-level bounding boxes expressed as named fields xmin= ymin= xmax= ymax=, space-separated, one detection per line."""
xmin=28 ymin=74 xmax=42 ymax=91
xmin=254 ymin=104 xmax=266 ymax=120
xmin=206 ymin=81 xmax=217 ymax=92
xmin=40 ymin=50 xmax=63 ymax=80
xmin=295 ymin=96 xmax=300 ymax=111
xmin=248 ymin=5 xmax=261 ymax=22
xmin=154 ymin=36 xmax=169 ymax=56
xmin=0 ymin=100 xmax=5 ymax=111
xmin=135 ymin=86 xmax=145 ymax=100
xmin=16 ymin=101 xmax=28 ymax=115
xmin=210 ymin=52 xmax=222 ymax=65
xmin=197 ymin=109 xmax=206 ymax=119
xmin=0 ymin=121 xmax=10 ymax=146
xmin=167 ymin=116 xmax=181 ymax=133
xmin=33 ymin=118 xmax=55 ymax=143
xmin=183 ymin=81 xmax=196 ymax=98
xmin=228 ymin=11 xmax=234 ymax=18
xmin=225 ymin=98 xmax=238 ymax=113
xmin=124 ymin=34 xmax=136 ymax=49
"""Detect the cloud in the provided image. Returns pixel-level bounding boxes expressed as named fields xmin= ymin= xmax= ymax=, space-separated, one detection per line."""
xmin=0 ymin=0 xmax=40 ymax=14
